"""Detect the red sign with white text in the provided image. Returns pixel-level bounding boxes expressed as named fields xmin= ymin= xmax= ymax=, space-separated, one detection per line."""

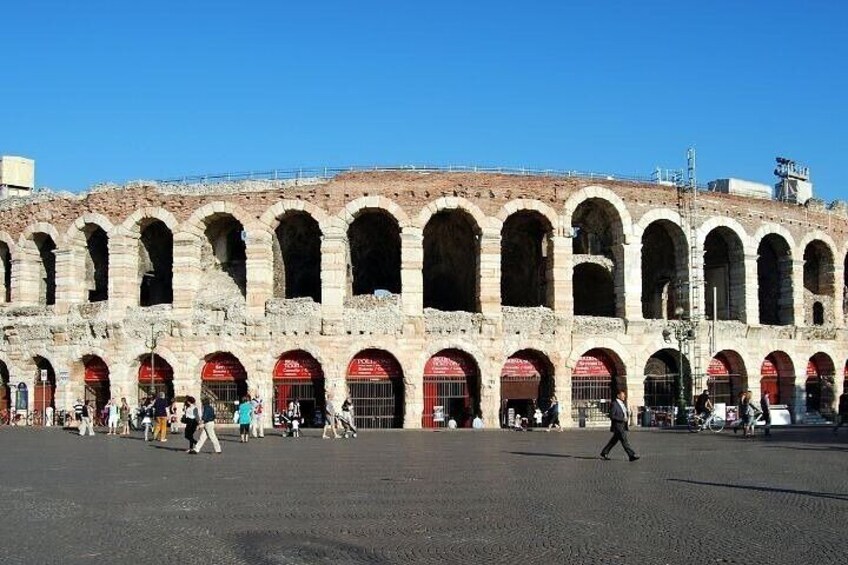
xmin=273 ymin=351 xmax=323 ymax=380
xmin=347 ymin=350 xmax=402 ymax=380
xmin=573 ymin=352 xmax=614 ymax=378
xmin=138 ymin=355 xmax=174 ymax=384
xmin=84 ymin=357 xmax=110 ymax=383
xmin=424 ymin=350 xmax=477 ymax=379
xmin=202 ymin=354 xmax=247 ymax=382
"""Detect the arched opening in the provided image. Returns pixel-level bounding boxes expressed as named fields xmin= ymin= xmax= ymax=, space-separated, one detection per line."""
xmin=423 ymin=210 xmax=480 ymax=312
xmin=0 ymin=361 xmax=10 ymax=413
xmin=0 ymin=242 xmax=11 ymax=303
xmin=572 ymin=349 xmax=626 ymax=423
xmin=641 ymin=220 xmax=688 ymax=319
xmin=201 ymin=215 xmax=247 ymax=299
xmin=500 ymin=350 xmax=554 ymax=428
xmin=33 ymin=233 xmax=56 ymax=306
xmin=703 ymin=228 xmax=745 ymax=321
xmin=273 ymin=350 xmax=325 ymax=428
xmin=346 ymin=349 xmax=404 ymax=429
xmin=757 ymin=234 xmax=793 ymax=325
xmin=201 ymin=353 xmax=248 ymax=423
xmin=501 ymin=211 xmax=553 ymax=307
xmin=760 ymin=352 xmax=794 ymax=406
xmin=803 ymin=240 xmax=835 ymax=326
xmin=273 ymin=211 xmax=322 ymax=302
xmin=83 ymin=225 xmax=109 ymax=302
xmin=423 ymin=349 xmax=480 ymax=428
xmin=32 ymin=356 xmax=56 ymax=418
xmin=348 ymin=211 xmax=401 ymax=297
xmin=707 ymin=351 xmax=747 ymax=413
xmin=573 ymin=263 xmax=615 ymax=316
xmin=642 ymin=349 xmax=691 ymax=426
xmin=139 ymin=220 xmax=173 ymax=307
xmin=571 ymin=198 xmax=624 ymax=317
xmin=806 ymin=352 xmax=835 ymax=417
xmin=83 ymin=356 xmax=110 ymax=416
xmin=137 ymin=354 xmax=174 ymax=401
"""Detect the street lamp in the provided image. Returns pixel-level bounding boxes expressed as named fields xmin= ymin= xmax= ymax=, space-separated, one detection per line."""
xmin=662 ymin=306 xmax=697 ymax=425
xmin=145 ymin=322 xmax=171 ymax=397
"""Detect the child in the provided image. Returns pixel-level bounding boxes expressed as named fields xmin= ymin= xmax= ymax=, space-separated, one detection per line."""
xmin=291 ymin=417 xmax=301 ymax=438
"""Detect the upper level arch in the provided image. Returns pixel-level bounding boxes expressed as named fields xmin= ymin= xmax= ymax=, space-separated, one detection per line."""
xmin=496 ymin=199 xmax=560 ymax=236
xmin=338 ymin=195 xmax=411 ymax=230
xmin=562 ymin=186 xmax=633 ymax=245
xmin=501 ymin=208 xmax=554 ymax=308
xmin=415 ymin=197 xmax=491 ymax=232
xmin=120 ymin=207 xmax=180 ymax=235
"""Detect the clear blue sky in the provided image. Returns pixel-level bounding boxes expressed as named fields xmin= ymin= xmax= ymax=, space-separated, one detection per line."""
xmin=2 ymin=1 xmax=846 ymax=202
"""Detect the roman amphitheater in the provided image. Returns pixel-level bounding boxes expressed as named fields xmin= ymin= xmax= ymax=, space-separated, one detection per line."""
xmin=0 ymin=165 xmax=846 ymax=428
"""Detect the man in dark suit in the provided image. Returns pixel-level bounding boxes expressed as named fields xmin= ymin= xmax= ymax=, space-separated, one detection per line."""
xmin=600 ymin=389 xmax=639 ymax=461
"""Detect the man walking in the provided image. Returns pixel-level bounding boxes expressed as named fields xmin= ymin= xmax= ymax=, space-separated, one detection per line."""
xmin=760 ymin=390 xmax=772 ymax=437
xmin=600 ymin=390 xmax=639 ymax=462
xmin=191 ymin=397 xmax=221 ymax=454
xmin=152 ymin=392 xmax=169 ymax=442
xmin=79 ymin=400 xmax=95 ymax=437
xmin=833 ymin=389 xmax=848 ymax=434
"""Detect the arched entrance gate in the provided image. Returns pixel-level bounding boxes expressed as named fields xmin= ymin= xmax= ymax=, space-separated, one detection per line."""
xmin=33 ymin=357 xmax=56 ymax=421
xmin=84 ymin=356 xmax=110 ymax=418
xmin=707 ymin=353 xmax=746 ymax=409
xmin=500 ymin=350 xmax=553 ymax=428
xmin=760 ymin=353 xmax=794 ymax=405
xmin=138 ymin=354 xmax=174 ymax=401
xmin=423 ymin=349 xmax=480 ymax=428
xmin=346 ymin=350 xmax=404 ymax=429
xmin=202 ymin=353 xmax=248 ymax=423
xmin=273 ymin=351 xmax=324 ymax=428
xmin=572 ymin=349 xmax=625 ymax=424
xmin=806 ymin=353 xmax=835 ymax=417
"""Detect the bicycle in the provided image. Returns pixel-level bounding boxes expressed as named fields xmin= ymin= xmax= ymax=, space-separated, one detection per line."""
xmin=688 ymin=411 xmax=725 ymax=433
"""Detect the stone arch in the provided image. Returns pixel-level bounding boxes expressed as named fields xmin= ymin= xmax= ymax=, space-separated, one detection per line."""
xmin=422 ymin=206 xmax=483 ymax=312
xmin=570 ymin=347 xmax=628 ymax=423
xmin=640 ymin=218 xmax=689 ymax=319
xmin=806 ymin=351 xmax=836 ymax=416
xmin=642 ymin=348 xmax=692 ymax=414
xmin=415 ymin=197 xmax=491 ymax=232
xmin=756 ymin=229 xmax=794 ymax=326
xmin=63 ymin=213 xmax=115 ymax=244
xmin=346 ymin=207 xmax=402 ymax=296
xmin=562 ymin=186 xmax=634 ymax=241
xmin=422 ymin=346 xmax=483 ymax=428
xmin=65 ymin=215 xmax=113 ymax=304
xmin=270 ymin=208 xmax=324 ymax=302
xmin=345 ymin=348 xmax=406 ymax=429
xmin=260 ymin=200 xmax=332 ymax=236
xmin=760 ymin=350 xmax=795 ymax=405
xmin=0 ymin=231 xmax=16 ymax=303
xmin=500 ymin=348 xmax=556 ymax=427
xmin=496 ymin=199 xmax=560 ymax=235
xmin=120 ymin=207 xmax=179 ymax=235
xmin=19 ymin=223 xmax=61 ymax=306
xmin=339 ymin=196 xmax=411 ymax=229
xmin=181 ymin=201 xmax=259 ymax=239
xmin=501 ymin=208 xmax=554 ymax=308
xmin=701 ymin=222 xmax=747 ymax=321
xmin=708 ymin=349 xmax=748 ymax=407
xmin=801 ymin=236 xmax=836 ymax=326
xmin=633 ymin=208 xmax=683 ymax=238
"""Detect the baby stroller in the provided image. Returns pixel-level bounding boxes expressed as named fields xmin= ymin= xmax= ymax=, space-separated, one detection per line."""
xmin=336 ymin=412 xmax=358 ymax=439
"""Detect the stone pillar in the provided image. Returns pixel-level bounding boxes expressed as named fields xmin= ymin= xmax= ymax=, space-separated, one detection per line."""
xmin=320 ymin=228 xmax=347 ymax=332
xmin=622 ymin=238 xmax=642 ymax=321
xmin=557 ymin=365 xmax=574 ymax=428
xmin=403 ymin=370 xmax=422 ymax=429
xmin=479 ymin=358 xmax=499 ymax=428
xmin=791 ymin=259 xmax=805 ymax=325
xmin=108 ymin=228 xmax=138 ymax=313
xmin=245 ymin=231 xmax=273 ymax=318
xmin=626 ymin=376 xmax=645 ymax=426
xmin=479 ymin=229 xmax=501 ymax=316
xmin=833 ymin=264 xmax=844 ymax=328
xmin=551 ymin=235 xmax=571 ymax=314
xmin=53 ymin=248 xmax=76 ymax=314
xmin=172 ymin=233 xmax=200 ymax=321
xmin=743 ymin=252 xmax=759 ymax=325
xmin=12 ymin=253 xmax=38 ymax=305
xmin=400 ymin=227 xmax=423 ymax=317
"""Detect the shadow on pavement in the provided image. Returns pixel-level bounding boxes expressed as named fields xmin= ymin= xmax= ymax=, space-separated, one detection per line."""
xmin=507 ymin=451 xmax=599 ymax=460
xmin=667 ymin=478 xmax=848 ymax=502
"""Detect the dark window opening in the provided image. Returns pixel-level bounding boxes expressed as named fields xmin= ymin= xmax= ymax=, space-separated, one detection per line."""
xmin=803 ymin=241 xmax=834 ymax=326
xmin=501 ymin=211 xmax=551 ymax=307
xmin=139 ymin=220 xmax=173 ymax=307
xmin=641 ymin=222 xmax=683 ymax=319
xmin=33 ymin=234 xmax=56 ymax=306
xmin=704 ymin=229 xmax=744 ymax=321
xmin=348 ymin=211 xmax=401 ymax=296
xmin=84 ymin=225 xmax=109 ymax=302
xmin=758 ymin=235 xmax=793 ymax=325
xmin=274 ymin=212 xmax=322 ymax=302
xmin=0 ymin=242 xmax=11 ymax=303
xmin=573 ymin=263 xmax=615 ymax=316
xmin=423 ymin=210 xmax=480 ymax=312
xmin=812 ymin=302 xmax=824 ymax=325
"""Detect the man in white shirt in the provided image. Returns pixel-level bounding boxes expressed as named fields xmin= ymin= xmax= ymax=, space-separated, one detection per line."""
xmin=600 ymin=390 xmax=639 ymax=462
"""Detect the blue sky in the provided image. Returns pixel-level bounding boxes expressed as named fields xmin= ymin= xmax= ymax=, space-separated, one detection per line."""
xmin=2 ymin=1 xmax=846 ymax=202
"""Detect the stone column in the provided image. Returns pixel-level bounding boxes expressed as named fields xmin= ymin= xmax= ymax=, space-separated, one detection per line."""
xmin=245 ymin=231 xmax=273 ymax=318
xmin=172 ymin=233 xmax=200 ymax=321
xmin=12 ymin=253 xmax=37 ymax=305
xmin=53 ymin=248 xmax=76 ymax=314
xmin=622 ymin=238 xmax=642 ymax=321
xmin=743 ymin=252 xmax=759 ymax=325
xmin=400 ymin=227 xmax=423 ymax=317
xmin=557 ymin=364 xmax=574 ymax=428
xmin=479 ymin=358 xmax=499 ymax=428
xmin=551 ymin=235 xmax=571 ymax=315
xmin=791 ymin=259 xmax=805 ymax=325
xmin=626 ymin=376 xmax=646 ymax=426
xmin=108 ymin=228 xmax=138 ymax=314
xmin=478 ymin=229 xmax=501 ymax=317
xmin=320 ymin=228 xmax=347 ymax=333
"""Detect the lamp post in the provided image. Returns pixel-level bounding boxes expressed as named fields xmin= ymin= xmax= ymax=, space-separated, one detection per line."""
xmin=662 ymin=306 xmax=697 ymax=425
xmin=145 ymin=322 xmax=171 ymax=397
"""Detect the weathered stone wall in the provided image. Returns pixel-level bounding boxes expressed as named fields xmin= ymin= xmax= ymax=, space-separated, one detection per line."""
xmin=0 ymin=171 xmax=846 ymax=427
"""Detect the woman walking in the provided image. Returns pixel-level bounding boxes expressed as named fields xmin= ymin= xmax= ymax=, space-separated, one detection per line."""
xmin=182 ymin=396 xmax=199 ymax=453
xmin=119 ymin=397 xmax=130 ymax=436
xmin=238 ymin=396 xmax=253 ymax=443
xmin=191 ymin=398 xmax=222 ymax=454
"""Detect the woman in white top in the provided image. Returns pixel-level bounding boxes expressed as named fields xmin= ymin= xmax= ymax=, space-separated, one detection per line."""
xmin=182 ymin=396 xmax=200 ymax=453
xmin=106 ymin=398 xmax=120 ymax=435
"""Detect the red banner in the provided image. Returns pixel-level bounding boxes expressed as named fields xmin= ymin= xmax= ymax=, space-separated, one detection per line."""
xmin=84 ymin=357 xmax=110 ymax=383
xmin=274 ymin=351 xmax=323 ymax=381
xmin=347 ymin=350 xmax=402 ymax=380
xmin=573 ymin=352 xmax=614 ymax=378
xmin=708 ymin=356 xmax=731 ymax=377
xmin=202 ymin=354 xmax=247 ymax=382
xmin=501 ymin=354 xmax=545 ymax=379
xmin=424 ymin=350 xmax=477 ymax=379
xmin=760 ymin=357 xmax=778 ymax=378
xmin=138 ymin=355 xmax=173 ymax=384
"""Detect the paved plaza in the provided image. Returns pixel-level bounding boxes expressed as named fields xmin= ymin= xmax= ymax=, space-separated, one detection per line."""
xmin=0 ymin=426 xmax=845 ymax=564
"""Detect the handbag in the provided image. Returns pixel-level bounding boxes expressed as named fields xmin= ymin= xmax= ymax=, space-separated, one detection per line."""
xmin=180 ymin=415 xmax=189 ymax=424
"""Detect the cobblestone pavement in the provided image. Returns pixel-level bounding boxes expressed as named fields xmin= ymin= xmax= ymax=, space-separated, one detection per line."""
xmin=0 ymin=426 xmax=845 ymax=564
